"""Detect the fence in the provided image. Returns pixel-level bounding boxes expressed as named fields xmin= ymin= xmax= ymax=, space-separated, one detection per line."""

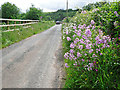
xmin=0 ymin=18 xmax=39 ymax=31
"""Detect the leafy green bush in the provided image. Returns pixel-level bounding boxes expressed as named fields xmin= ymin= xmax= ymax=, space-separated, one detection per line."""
xmin=91 ymin=2 xmax=120 ymax=40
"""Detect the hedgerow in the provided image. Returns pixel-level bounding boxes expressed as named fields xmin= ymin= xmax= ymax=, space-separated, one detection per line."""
xmin=62 ymin=1 xmax=120 ymax=89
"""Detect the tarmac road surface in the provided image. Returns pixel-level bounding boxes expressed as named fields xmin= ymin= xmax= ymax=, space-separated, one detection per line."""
xmin=1 ymin=24 xmax=64 ymax=88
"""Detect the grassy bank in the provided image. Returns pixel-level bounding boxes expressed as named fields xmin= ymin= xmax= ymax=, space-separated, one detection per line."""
xmin=1 ymin=21 xmax=55 ymax=49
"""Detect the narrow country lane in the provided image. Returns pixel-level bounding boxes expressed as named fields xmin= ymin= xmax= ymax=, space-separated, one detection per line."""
xmin=1 ymin=24 xmax=64 ymax=88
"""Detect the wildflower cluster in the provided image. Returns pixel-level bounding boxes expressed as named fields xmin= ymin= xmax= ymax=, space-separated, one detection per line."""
xmin=114 ymin=11 xmax=119 ymax=17
xmin=63 ymin=20 xmax=119 ymax=88
xmin=81 ymin=10 xmax=87 ymax=14
xmin=92 ymin=8 xmax=99 ymax=12
xmin=64 ymin=20 xmax=111 ymax=71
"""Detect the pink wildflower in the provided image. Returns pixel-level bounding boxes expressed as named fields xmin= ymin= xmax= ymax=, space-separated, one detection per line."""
xmin=77 ymin=32 xmax=81 ymax=36
xmin=64 ymin=52 xmax=69 ymax=59
xmin=78 ymin=45 xmax=83 ymax=50
xmin=73 ymin=34 xmax=76 ymax=37
xmin=82 ymin=35 xmax=88 ymax=39
xmin=65 ymin=63 xmax=69 ymax=68
xmin=91 ymin=20 xmax=95 ymax=24
xmin=66 ymin=31 xmax=68 ymax=35
xmin=114 ymin=11 xmax=119 ymax=17
xmin=82 ymin=59 xmax=85 ymax=62
xmin=95 ymin=69 xmax=98 ymax=71
xmin=67 ymin=37 xmax=71 ymax=41
xmin=89 ymin=49 xmax=93 ymax=53
xmin=77 ymin=52 xmax=82 ymax=58
xmin=70 ymin=49 xmax=74 ymax=53
xmin=85 ymin=29 xmax=92 ymax=37
xmin=73 ymin=26 xmax=76 ymax=30
xmin=70 ymin=43 xmax=76 ymax=48
xmin=86 ymin=44 xmax=92 ymax=49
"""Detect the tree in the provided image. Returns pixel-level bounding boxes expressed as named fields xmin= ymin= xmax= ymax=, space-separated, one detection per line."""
xmin=1 ymin=2 xmax=20 ymax=19
xmin=18 ymin=13 xmax=26 ymax=19
xmin=25 ymin=4 xmax=42 ymax=20
xmin=42 ymin=9 xmax=78 ymax=21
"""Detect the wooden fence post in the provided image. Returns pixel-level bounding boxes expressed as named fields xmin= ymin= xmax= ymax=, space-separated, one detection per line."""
xmin=26 ymin=21 xmax=27 ymax=28
xmin=14 ymin=21 xmax=16 ymax=29
xmin=7 ymin=21 xmax=9 ymax=30
xmin=23 ymin=21 xmax=25 ymax=27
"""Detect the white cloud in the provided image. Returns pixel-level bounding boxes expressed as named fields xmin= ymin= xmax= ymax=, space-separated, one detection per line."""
xmin=42 ymin=8 xmax=57 ymax=12
xmin=0 ymin=0 xmax=115 ymax=13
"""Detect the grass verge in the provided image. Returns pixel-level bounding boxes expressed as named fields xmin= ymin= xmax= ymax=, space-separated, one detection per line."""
xmin=1 ymin=21 xmax=55 ymax=49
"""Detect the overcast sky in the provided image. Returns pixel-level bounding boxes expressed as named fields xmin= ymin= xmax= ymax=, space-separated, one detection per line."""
xmin=0 ymin=0 xmax=115 ymax=12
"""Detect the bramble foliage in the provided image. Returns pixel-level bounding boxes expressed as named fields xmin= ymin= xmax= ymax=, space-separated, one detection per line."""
xmin=62 ymin=1 xmax=120 ymax=89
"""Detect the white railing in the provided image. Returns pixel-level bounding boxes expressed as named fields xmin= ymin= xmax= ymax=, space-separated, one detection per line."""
xmin=0 ymin=18 xmax=39 ymax=31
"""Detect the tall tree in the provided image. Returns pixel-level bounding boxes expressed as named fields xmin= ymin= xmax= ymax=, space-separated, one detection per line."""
xmin=1 ymin=2 xmax=20 ymax=19
xmin=25 ymin=4 xmax=42 ymax=20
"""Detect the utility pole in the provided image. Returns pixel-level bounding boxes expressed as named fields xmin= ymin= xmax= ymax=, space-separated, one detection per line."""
xmin=66 ymin=0 xmax=68 ymax=23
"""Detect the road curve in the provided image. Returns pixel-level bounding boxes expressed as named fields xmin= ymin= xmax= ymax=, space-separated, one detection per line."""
xmin=1 ymin=24 xmax=64 ymax=88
